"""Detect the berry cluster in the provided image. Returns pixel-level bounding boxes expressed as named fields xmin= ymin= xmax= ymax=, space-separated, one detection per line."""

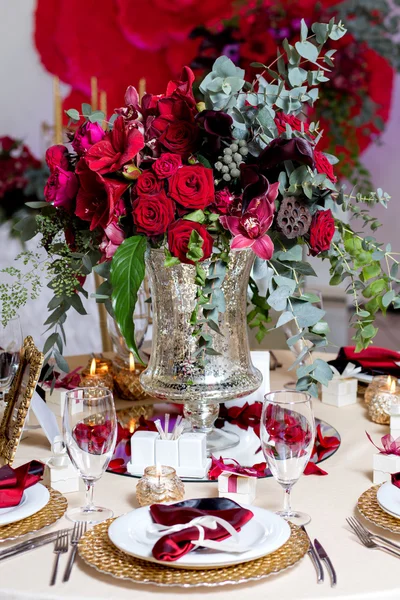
xmin=214 ymin=140 xmax=248 ymax=182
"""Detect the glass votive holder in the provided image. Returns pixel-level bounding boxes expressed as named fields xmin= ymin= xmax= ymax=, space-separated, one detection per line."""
xmin=368 ymin=377 xmax=400 ymax=424
xmin=113 ymin=354 xmax=152 ymax=402
xmin=80 ymin=357 xmax=114 ymax=391
xmin=365 ymin=376 xmax=392 ymax=406
xmin=136 ymin=465 xmax=185 ymax=507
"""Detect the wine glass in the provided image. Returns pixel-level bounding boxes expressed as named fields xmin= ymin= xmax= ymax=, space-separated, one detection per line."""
xmin=63 ymin=387 xmax=117 ymax=523
xmin=261 ymin=390 xmax=315 ymax=526
xmin=0 ymin=316 xmax=23 ymax=400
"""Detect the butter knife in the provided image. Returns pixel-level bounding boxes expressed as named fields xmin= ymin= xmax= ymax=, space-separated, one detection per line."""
xmin=300 ymin=526 xmax=324 ymax=583
xmin=0 ymin=529 xmax=71 ymax=561
xmin=314 ymin=538 xmax=337 ymax=587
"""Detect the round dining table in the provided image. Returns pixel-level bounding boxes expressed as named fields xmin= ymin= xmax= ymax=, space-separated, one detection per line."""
xmin=0 ymin=350 xmax=398 ymax=600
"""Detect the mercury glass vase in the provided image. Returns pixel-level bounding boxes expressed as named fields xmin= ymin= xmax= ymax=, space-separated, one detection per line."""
xmin=140 ymin=248 xmax=262 ymax=453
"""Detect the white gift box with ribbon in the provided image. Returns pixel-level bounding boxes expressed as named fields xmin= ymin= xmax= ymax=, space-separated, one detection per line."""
xmin=373 ymin=453 xmax=400 ymax=485
xmin=42 ymin=436 xmax=79 ymax=494
xmin=321 ymin=363 xmax=361 ymax=407
xmin=218 ymin=472 xmax=257 ymax=504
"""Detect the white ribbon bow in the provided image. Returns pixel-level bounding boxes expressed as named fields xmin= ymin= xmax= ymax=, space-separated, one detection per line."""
xmin=147 ymin=515 xmax=252 ymax=554
xmin=330 ymin=362 xmax=362 ymax=380
xmin=47 ymin=435 xmax=70 ymax=469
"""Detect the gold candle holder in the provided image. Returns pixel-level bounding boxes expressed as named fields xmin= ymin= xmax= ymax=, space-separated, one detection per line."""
xmin=368 ymin=377 xmax=400 ymax=424
xmin=114 ymin=353 xmax=152 ymax=402
xmin=80 ymin=358 xmax=114 ymax=391
xmin=365 ymin=376 xmax=394 ymax=406
xmin=136 ymin=465 xmax=184 ymax=507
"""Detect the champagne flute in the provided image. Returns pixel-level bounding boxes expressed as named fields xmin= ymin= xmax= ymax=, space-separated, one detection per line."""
xmin=63 ymin=387 xmax=117 ymax=523
xmin=261 ymin=390 xmax=315 ymax=526
xmin=0 ymin=316 xmax=23 ymax=399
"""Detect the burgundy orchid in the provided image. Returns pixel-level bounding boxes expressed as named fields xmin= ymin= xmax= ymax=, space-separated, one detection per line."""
xmin=220 ymin=180 xmax=279 ymax=260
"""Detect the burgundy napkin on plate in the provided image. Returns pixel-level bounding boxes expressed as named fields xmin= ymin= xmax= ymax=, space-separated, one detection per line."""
xmin=330 ymin=346 xmax=400 ymax=377
xmin=150 ymin=498 xmax=253 ymax=562
xmin=0 ymin=461 xmax=44 ymax=509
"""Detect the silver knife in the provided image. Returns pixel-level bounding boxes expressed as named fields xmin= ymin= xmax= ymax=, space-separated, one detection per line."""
xmin=300 ymin=526 xmax=324 ymax=583
xmin=314 ymin=538 xmax=337 ymax=587
xmin=0 ymin=529 xmax=71 ymax=561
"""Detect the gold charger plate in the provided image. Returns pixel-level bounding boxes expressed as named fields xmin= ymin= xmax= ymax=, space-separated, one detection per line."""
xmin=78 ymin=520 xmax=308 ymax=588
xmin=0 ymin=487 xmax=68 ymax=542
xmin=357 ymin=484 xmax=400 ymax=534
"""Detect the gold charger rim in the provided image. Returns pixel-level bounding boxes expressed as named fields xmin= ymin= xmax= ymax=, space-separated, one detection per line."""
xmin=0 ymin=487 xmax=68 ymax=542
xmin=78 ymin=519 xmax=309 ymax=588
xmin=357 ymin=484 xmax=400 ymax=534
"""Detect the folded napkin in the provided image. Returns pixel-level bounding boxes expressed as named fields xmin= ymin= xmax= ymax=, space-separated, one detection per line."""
xmin=330 ymin=346 xmax=400 ymax=377
xmin=150 ymin=498 xmax=253 ymax=562
xmin=0 ymin=461 xmax=44 ymax=509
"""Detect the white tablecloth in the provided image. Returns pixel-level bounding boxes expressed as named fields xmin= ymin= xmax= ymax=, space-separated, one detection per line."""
xmin=0 ymin=351 xmax=398 ymax=600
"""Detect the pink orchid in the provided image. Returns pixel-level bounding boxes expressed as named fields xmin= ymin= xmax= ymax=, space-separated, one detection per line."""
xmin=220 ymin=181 xmax=279 ymax=260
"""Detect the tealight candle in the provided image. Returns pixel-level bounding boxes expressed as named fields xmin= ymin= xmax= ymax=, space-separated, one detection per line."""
xmin=79 ymin=358 xmax=114 ymax=391
xmin=369 ymin=377 xmax=400 ymax=424
xmin=114 ymin=353 xmax=151 ymax=402
xmin=135 ymin=464 xmax=185 ymax=507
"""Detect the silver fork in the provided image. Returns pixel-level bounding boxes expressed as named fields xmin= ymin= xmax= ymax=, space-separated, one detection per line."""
xmin=350 ymin=517 xmax=400 ymax=552
xmin=347 ymin=518 xmax=400 ymax=558
xmin=50 ymin=530 xmax=69 ymax=586
xmin=62 ymin=521 xmax=87 ymax=583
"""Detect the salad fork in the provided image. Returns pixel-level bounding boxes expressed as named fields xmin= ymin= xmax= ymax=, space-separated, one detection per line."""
xmin=347 ymin=517 xmax=400 ymax=558
xmin=50 ymin=530 xmax=69 ymax=586
xmin=349 ymin=517 xmax=400 ymax=551
xmin=62 ymin=521 xmax=87 ymax=583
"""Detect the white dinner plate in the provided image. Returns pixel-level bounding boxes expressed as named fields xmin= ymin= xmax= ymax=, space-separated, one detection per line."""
xmin=0 ymin=483 xmax=50 ymax=527
xmin=108 ymin=504 xmax=291 ymax=569
xmin=377 ymin=482 xmax=400 ymax=519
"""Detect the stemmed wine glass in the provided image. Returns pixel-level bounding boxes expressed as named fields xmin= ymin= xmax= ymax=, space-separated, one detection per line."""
xmin=261 ymin=390 xmax=315 ymax=526
xmin=0 ymin=316 xmax=23 ymax=400
xmin=63 ymin=387 xmax=117 ymax=523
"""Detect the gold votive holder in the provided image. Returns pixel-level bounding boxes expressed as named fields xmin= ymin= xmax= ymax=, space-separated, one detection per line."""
xmin=368 ymin=377 xmax=400 ymax=424
xmin=365 ymin=376 xmax=393 ymax=406
xmin=84 ymin=357 xmax=114 ymax=375
xmin=113 ymin=354 xmax=152 ymax=402
xmin=136 ymin=465 xmax=185 ymax=507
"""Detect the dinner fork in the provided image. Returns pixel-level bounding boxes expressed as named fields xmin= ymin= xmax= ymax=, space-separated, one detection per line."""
xmin=349 ymin=517 xmax=400 ymax=552
xmin=50 ymin=530 xmax=69 ymax=586
xmin=62 ymin=521 xmax=87 ymax=583
xmin=347 ymin=517 xmax=400 ymax=558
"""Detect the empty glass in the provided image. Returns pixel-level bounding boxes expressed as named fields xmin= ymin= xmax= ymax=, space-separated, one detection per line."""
xmin=0 ymin=316 xmax=23 ymax=399
xmin=63 ymin=387 xmax=117 ymax=523
xmin=261 ymin=390 xmax=315 ymax=526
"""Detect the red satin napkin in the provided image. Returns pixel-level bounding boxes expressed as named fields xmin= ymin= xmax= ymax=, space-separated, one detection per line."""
xmin=342 ymin=346 xmax=400 ymax=376
xmin=150 ymin=498 xmax=253 ymax=562
xmin=0 ymin=461 xmax=44 ymax=509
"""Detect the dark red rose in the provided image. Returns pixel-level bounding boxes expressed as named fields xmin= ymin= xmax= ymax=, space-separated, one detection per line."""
xmin=309 ymin=209 xmax=335 ymax=256
xmin=314 ymin=150 xmax=337 ymax=183
xmin=75 ymin=158 xmax=129 ymax=231
xmin=195 ymin=110 xmax=233 ymax=153
xmin=259 ymin=137 xmax=315 ymax=171
xmin=72 ymin=121 xmax=105 ymax=155
xmin=168 ymin=219 xmax=213 ymax=265
xmin=85 ymin=116 xmax=144 ymax=174
xmin=212 ymin=187 xmax=235 ymax=215
xmin=152 ymin=153 xmax=182 ymax=179
xmin=168 ymin=165 xmax=214 ymax=210
xmin=44 ymin=167 xmax=78 ymax=213
xmin=136 ymin=171 xmax=163 ymax=195
xmin=132 ymin=191 xmax=175 ymax=236
xmin=159 ymin=119 xmax=200 ymax=157
xmin=274 ymin=113 xmax=309 ymax=135
xmin=45 ymin=144 xmax=69 ymax=173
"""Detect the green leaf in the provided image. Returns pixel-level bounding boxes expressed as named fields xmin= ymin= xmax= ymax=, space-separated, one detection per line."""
xmin=205 ymin=348 xmax=222 ymax=356
xmin=311 ymin=22 xmax=329 ymax=44
xmin=93 ymin=261 xmax=112 ymax=279
xmin=43 ymin=332 xmax=62 ymax=355
xmin=300 ymin=18 xmax=308 ymax=42
xmin=65 ymin=108 xmax=80 ymax=121
xmin=363 ymin=278 xmax=387 ymax=299
xmin=81 ymin=103 xmax=92 ymax=116
xmin=276 ymin=311 xmax=294 ymax=328
xmin=288 ymin=66 xmax=307 ymax=87
xmin=186 ymin=229 xmax=204 ymax=263
xmin=207 ymin=319 xmax=223 ymax=336
xmin=67 ymin=293 xmax=87 ymax=315
xmin=25 ymin=201 xmax=48 ymax=209
xmin=110 ymin=236 xmax=147 ymax=360
xmin=362 ymin=263 xmax=381 ymax=281
xmin=293 ymin=302 xmax=325 ymax=328
xmin=268 ymin=286 xmax=292 ymax=311
xmin=183 ymin=210 xmax=205 ymax=223
xmin=311 ymin=321 xmax=330 ymax=335
xmin=53 ymin=348 xmax=70 ymax=373
xmin=89 ymin=111 xmax=105 ymax=123
xmin=14 ymin=216 xmax=37 ymax=241
xmin=382 ymin=289 xmax=395 ymax=308
xmin=196 ymin=154 xmax=212 ymax=169
xmin=295 ymin=41 xmax=319 ymax=64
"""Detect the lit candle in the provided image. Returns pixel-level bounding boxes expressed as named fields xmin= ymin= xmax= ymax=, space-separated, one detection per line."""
xmin=369 ymin=376 xmax=400 ymax=424
xmin=156 ymin=462 xmax=162 ymax=488
xmin=139 ymin=78 xmax=146 ymax=101
xmin=114 ymin=352 xmax=151 ymax=402
xmin=129 ymin=418 xmax=136 ymax=434
xmin=79 ymin=357 xmax=114 ymax=390
xmin=100 ymin=90 xmax=107 ymax=129
xmin=91 ymin=76 xmax=98 ymax=110
xmin=53 ymin=76 xmax=62 ymax=144
xmin=136 ymin=464 xmax=184 ymax=506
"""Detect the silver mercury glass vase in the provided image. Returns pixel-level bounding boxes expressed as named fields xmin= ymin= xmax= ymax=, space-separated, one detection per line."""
xmin=140 ymin=248 xmax=262 ymax=453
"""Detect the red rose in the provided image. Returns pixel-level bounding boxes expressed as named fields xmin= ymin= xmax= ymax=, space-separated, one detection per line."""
xmin=75 ymin=159 xmax=129 ymax=231
xmin=314 ymin=150 xmax=337 ymax=183
xmin=159 ymin=119 xmax=200 ymax=157
xmin=212 ymin=187 xmax=235 ymax=215
xmin=44 ymin=167 xmax=78 ymax=213
xmin=168 ymin=165 xmax=214 ymax=210
xmin=136 ymin=171 xmax=163 ymax=195
xmin=152 ymin=153 xmax=182 ymax=179
xmin=132 ymin=191 xmax=175 ymax=236
xmin=85 ymin=116 xmax=144 ymax=174
xmin=72 ymin=121 xmax=105 ymax=155
xmin=274 ymin=113 xmax=309 ymax=135
xmin=168 ymin=220 xmax=213 ymax=265
xmin=309 ymin=209 xmax=335 ymax=256
xmin=45 ymin=144 xmax=69 ymax=173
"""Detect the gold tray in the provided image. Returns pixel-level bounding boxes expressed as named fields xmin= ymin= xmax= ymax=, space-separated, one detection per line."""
xmin=357 ymin=484 xmax=400 ymax=534
xmin=0 ymin=487 xmax=68 ymax=542
xmin=78 ymin=520 xmax=308 ymax=588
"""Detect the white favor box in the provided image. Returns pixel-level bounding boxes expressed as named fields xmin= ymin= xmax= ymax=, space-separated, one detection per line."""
xmin=218 ymin=472 xmax=257 ymax=504
xmin=373 ymin=452 xmax=400 ymax=473
xmin=321 ymin=378 xmax=358 ymax=407
xmin=390 ymin=415 xmax=400 ymax=440
xmin=41 ymin=384 xmax=83 ymax=416
xmin=42 ymin=458 xmax=79 ymax=494
xmin=373 ymin=470 xmax=392 ymax=485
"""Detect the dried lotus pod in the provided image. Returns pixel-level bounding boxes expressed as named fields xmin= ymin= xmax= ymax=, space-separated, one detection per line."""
xmin=276 ymin=196 xmax=312 ymax=239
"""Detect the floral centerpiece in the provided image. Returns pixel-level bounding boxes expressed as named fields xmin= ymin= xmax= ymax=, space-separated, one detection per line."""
xmin=2 ymin=17 xmax=397 ymax=401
